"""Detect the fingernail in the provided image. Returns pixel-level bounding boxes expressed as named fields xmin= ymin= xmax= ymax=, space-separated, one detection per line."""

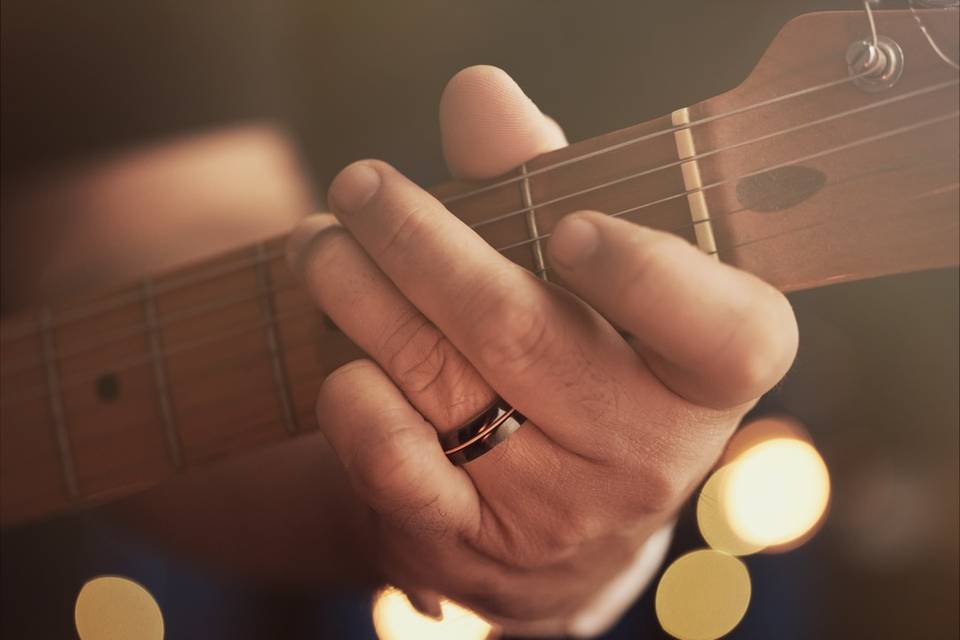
xmin=549 ymin=215 xmax=599 ymax=269
xmin=328 ymin=161 xmax=381 ymax=214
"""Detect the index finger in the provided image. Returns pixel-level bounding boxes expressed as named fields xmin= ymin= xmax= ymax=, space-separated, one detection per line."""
xmin=326 ymin=160 xmax=670 ymax=454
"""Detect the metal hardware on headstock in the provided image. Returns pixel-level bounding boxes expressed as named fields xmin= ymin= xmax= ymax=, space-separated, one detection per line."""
xmin=846 ymin=1 xmax=906 ymax=92
xmin=846 ymin=36 xmax=905 ymax=92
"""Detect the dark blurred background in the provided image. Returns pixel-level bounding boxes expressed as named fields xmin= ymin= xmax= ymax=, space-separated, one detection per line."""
xmin=2 ymin=1 xmax=958 ymax=638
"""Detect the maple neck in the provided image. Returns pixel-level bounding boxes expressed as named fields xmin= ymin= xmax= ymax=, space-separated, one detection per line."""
xmin=2 ymin=9 xmax=958 ymax=526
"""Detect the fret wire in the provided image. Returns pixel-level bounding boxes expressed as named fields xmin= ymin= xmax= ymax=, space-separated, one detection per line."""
xmin=439 ymin=72 xmax=868 ymax=206
xmin=2 ymin=306 xmax=323 ymax=412
xmin=491 ymin=110 xmax=960 ymax=257
xmin=10 ymin=106 xmax=955 ymax=419
xmin=464 ymin=79 xmax=959 ymax=231
xmin=19 ymin=152 xmax=956 ymax=443
xmin=0 ymin=71 xmax=878 ymax=346
xmin=253 ymin=242 xmax=298 ymax=435
xmin=38 ymin=307 xmax=81 ymax=499
xmin=8 ymin=325 xmax=334 ymax=441
xmin=142 ymin=279 xmax=183 ymax=470
xmin=2 ymin=80 xmax=956 ymax=385
xmin=1 ymin=276 xmax=301 ymax=378
xmin=0 ymin=249 xmax=288 ymax=344
xmin=519 ymin=163 xmax=549 ymax=280
xmin=0 ymin=72 xmax=942 ymax=347
xmin=5 ymin=106 xmax=957 ymax=410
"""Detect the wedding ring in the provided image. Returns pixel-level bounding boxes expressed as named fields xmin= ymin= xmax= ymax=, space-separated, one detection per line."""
xmin=439 ymin=397 xmax=526 ymax=465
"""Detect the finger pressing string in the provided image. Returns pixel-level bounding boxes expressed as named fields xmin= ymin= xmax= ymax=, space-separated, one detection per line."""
xmin=547 ymin=211 xmax=797 ymax=409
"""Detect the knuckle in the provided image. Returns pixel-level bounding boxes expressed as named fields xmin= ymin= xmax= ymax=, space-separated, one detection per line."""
xmin=380 ymin=313 xmax=449 ymax=394
xmin=375 ymin=199 xmax=430 ymax=261
xmin=635 ymin=464 xmax=683 ymax=513
xmin=349 ymin=423 xmax=424 ymax=503
xmin=481 ymin=503 xmax=610 ymax=571
xmin=472 ymin=284 xmax=553 ymax=376
xmin=516 ymin=514 xmax=603 ymax=569
xmin=722 ymin=293 xmax=799 ymax=396
xmin=619 ymin=440 xmax=688 ymax=515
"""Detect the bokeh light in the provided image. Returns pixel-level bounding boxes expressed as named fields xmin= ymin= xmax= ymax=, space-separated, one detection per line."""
xmin=696 ymin=465 xmax=765 ymax=556
xmin=371 ymin=586 xmax=493 ymax=640
xmin=723 ymin=437 xmax=831 ymax=548
xmin=74 ymin=575 xmax=164 ymax=640
xmin=699 ymin=417 xmax=829 ymax=556
xmin=720 ymin=415 xmax=812 ymax=466
xmin=655 ymin=549 xmax=751 ymax=640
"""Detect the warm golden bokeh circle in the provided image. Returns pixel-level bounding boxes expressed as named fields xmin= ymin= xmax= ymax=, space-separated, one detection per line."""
xmin=371 ymin=586 xmax=493 ymax=640
xmin=723 ymin=437 xmax=831 ymax=548
xmin=696 ymin=465 xmax=766 ymax=556
xmin=655 ymin=549 xmax=751 ymax=640
xmin=721 ymin=415 xmax=812 ymax=465
xmin=74 ymin=575 xmax=164 ymax=640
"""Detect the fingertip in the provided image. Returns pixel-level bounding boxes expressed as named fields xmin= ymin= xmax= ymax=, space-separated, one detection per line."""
xmin=285 ymin=213 xmax=341 ymax=276
xmin=547 ymin=212 xmax=601 ymax=271
xmin=541 ymin=114 xmax=568 ymax=146
xmin=439 ymin=65 xmax=566 ymax=179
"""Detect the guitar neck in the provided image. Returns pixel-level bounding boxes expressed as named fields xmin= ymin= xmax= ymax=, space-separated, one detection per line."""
xmin=2 ymin=9 xmax=957 ymax=526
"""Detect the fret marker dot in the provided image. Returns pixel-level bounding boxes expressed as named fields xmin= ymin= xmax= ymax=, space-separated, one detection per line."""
xmin=75 ymin=575 xmax=164 ymax=640
xmin=95 ymin=373 xmax=120 ymax=403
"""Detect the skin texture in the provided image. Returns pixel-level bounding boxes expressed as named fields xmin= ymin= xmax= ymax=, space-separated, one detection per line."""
xmin=285 ymin=65 xmax=798 ymax=627
xmin=15 ymin=65 xmax=797 ymax=630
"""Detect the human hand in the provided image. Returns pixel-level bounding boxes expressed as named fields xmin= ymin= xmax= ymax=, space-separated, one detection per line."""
xmin=287 ymin=66 xmax=798 ymax=632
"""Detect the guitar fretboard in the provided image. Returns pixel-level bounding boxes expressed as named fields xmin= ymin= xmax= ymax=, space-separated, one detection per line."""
xmin=2 ymin=9 xmax=957 ymax=526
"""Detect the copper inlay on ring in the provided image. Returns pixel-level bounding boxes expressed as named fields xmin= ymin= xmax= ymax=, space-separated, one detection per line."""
xmin=442 ymin=408 xmax=517 ymax=456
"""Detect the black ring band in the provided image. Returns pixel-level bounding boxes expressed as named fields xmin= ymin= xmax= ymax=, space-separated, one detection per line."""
xmin=439 ymin=398 xmax=526 ymax=465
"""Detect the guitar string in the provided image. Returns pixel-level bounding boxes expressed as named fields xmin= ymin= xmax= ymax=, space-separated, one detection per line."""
xmin=536 ymin=184 xmax=960 ymax=280
xmin=2 ymin=108 xmax=957 ymax=412
xmin=5 ymin=76 xmax=950 ymax=364
xmin=2 ymin=306 xmax=323 ymax=410
xmin=5 ymin=182 xmax=953 ymax=445
xmin=0 ymin=246 xmax=286 ymax=344
xmin=7 ymin=205 xmax=956 ymax=459
xmin=436 ymin=73 xmax=870 ymax=206
xmin=2 ymin=76 xmax=953 ymax=369
xmin=464 ymin=79 xmax=959 ymax=231
xmin=12 ymin=180 xmax=955 ymax=448
xmin=909 ymin=2 xmax=960 ymax=71
xmin=3 ymin=103 xmax=958 ymax=384
xmin=1 ymin=269 xmax=299 ymax=377
xmin=4 ymin=311 xmax=336 ymax=439
xmin=0 ymin=69 xmax=875 ymax=344
xmin=492 ymin=110 xmax=960 ymax=255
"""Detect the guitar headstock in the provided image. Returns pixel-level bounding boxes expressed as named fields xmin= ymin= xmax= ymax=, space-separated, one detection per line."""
xmin=692 ymin=7 xmax=959 ymax=291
